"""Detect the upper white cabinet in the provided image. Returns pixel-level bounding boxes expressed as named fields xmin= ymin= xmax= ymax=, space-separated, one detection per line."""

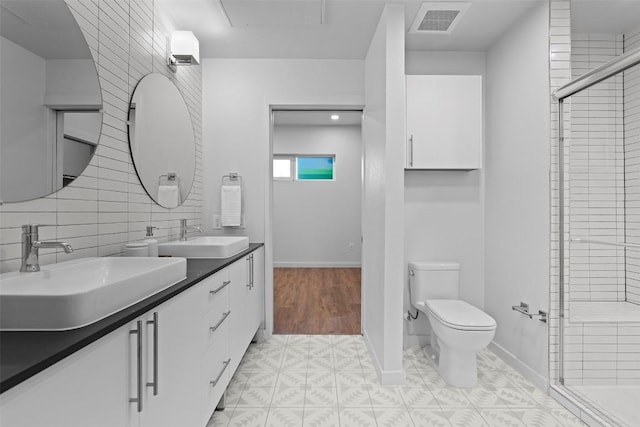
xmin=405 ymin=75 xmax=482 ymax=170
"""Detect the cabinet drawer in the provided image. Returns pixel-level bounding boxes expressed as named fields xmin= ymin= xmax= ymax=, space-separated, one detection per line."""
xmin=203 ymin=294 xmax=231 ymax=352
xmin=199 ymin=270 xmax=231 ymax=315
xmin=201 ymin=323 xmax=230 ymax=421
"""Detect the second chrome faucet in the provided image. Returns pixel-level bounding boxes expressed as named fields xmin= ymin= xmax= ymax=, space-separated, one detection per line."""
xmin=179 ymin=219 xmax=202 ymax=241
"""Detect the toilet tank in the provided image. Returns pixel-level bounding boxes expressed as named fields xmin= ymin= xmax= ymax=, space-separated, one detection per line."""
xmin=408 ymin=261 xmax=460 ymax=305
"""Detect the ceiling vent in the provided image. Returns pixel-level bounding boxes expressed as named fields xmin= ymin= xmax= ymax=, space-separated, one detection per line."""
xmin=409 ymin=2 xmax=470 ymax=34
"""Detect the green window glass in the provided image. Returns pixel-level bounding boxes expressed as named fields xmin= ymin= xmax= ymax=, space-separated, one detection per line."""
xmin=296 ymin=156 xmax=334 ymax=180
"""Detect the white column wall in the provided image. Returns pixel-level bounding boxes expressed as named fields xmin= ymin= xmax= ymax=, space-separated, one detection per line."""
xmin=362 ymin=4 xmax=405 ymax=384
xmin=485 ymin=1 xmax=551 ymax=388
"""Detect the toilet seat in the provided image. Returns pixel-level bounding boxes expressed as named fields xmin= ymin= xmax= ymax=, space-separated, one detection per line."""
xmin=426 ymin=300 xmax=497 ymax=331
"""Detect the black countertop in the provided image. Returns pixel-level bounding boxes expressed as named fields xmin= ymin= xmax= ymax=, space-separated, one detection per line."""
xmin=0 ymin=243 xmax=264 ymax=394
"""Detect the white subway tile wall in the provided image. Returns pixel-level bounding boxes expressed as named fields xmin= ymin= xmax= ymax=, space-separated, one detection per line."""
xmin=625 ymin=27 xmax=640 ymax=305
xmin=0 ymin=0 xmax=203 ymax=273
xmin=554 ymin=23 xmax=640 ymax=388
xmin=569 ymin=33 xmax=625 ymax=303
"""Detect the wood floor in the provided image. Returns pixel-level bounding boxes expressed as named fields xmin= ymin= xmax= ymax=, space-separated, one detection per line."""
xmin=273 ymin=268 xmax=361 ymax=335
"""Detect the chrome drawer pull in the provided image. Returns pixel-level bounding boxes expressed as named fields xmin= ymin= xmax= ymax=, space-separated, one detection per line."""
xmin=146 ymin=312 xmax=159 ymax=395
xmin=129 ymin=320 xmax=143 ymax=413
xmin=210 ymin=311 xmax=231 ymax=332
xmin=210 ymin=359 xmax=231 ymax=387
xmin=210 ymin=280 xmax=231 ymax=295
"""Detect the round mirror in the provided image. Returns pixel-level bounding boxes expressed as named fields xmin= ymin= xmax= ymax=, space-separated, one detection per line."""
xmin=128 ymin=73 xmax=196 ymax=208
xmin=0 ymin=0 xmax=103 ymax=203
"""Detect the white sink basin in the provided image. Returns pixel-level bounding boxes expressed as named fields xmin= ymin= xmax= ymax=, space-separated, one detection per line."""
xmin=0 ymin=257 xmax=186 ymax=331
xmin=158 ymin=236 xmax=249 ymax=258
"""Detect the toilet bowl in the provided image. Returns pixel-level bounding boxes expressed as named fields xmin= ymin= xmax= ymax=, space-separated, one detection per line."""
xmin=409 ymin=261 xmax=497 ymax=388
xmin=417 ymin=299 xmax=496 ymax=387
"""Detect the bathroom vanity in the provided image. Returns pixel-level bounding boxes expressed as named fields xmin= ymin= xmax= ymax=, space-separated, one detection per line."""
xmin=0 ymin=244 xmax=264 ymax=427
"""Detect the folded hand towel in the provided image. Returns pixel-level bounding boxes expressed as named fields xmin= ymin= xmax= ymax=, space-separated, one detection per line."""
xmin=157 ymin=185 xmax=180 ymax=208
xmin=221 ymin=185 xmax=241 ymax=226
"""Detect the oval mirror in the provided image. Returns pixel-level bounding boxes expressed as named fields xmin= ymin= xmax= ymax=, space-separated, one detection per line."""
xmin=128 ymin=73 xmax=196 ymax=208
xmin=0 ymin=0 xmax=103 ymax=203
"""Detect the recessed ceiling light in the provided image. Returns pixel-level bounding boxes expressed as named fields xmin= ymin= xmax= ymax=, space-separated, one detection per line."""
xmin=331 ymin=114 xmax=340 ymax=120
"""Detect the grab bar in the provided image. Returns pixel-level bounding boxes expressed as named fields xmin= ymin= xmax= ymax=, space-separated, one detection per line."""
xmin=512 ymin=302 xmax=547 ymax=323
xmin=571 ymin=238 xmax=640 ymax=249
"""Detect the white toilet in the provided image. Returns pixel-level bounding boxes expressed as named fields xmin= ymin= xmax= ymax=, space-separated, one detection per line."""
xmin=409 ymin=261 xmax=497 ymax=387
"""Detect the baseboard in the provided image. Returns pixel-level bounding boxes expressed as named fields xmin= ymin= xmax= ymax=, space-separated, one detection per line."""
xmin=273 ymin=261 xmax=362 ymax=268
xmin=488 ymin=341 xmax=549 ymax=391
xmin=362 ymin=330 xmax=406 ymax=386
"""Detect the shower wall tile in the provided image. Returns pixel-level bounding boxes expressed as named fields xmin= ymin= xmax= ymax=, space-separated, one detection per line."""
xmin=569 ymin=33 xmax=625 ymax=304
xmin=625 ymin=26 xmax=640 ymax=304
xmin=560 ymin=30 xmax=640 ymax=387
xmin=0 ymin=0 xmax=204 ymax=273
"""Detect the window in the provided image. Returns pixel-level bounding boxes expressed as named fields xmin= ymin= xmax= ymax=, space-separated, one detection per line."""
xmin=296 ymin=156 xmax=334 ymax=180
xmin=273 ymin=157 xmax=293 ymax=180
xmin=273 ymin=155 xmax=335 ymax=181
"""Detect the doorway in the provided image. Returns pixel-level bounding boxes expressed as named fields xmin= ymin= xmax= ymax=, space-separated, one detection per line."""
xmin=270 ymin=109 xmax=363 ymax=335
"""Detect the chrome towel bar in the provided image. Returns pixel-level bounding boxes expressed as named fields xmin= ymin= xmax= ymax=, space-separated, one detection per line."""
xmin=512 ymin=302 xmax=547 ymax=323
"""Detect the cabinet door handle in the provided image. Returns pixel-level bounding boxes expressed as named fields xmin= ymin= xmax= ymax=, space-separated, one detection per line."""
xmin=129 ymin=320 xmax=143 ymax=413
xmin=409 ymin=134 xmax=414 ymax=167
xmin=146 ymin=312 xmax=159 ymax=396
xmin=210 ymin=311 xmax=231 ymax=333
xmin=250 ymin=254 xmax=254 ymax=289
xmin=246 ymin=255 xmax=252 ymax=289
xmin=210 ymin=359 xmax=231 ymax=388
xmin=210 ymin=280 xmax=231 ymax=295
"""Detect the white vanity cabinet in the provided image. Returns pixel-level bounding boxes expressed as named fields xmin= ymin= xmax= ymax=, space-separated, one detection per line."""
xmin=198 ymin=269 xmax=232 ymax=425
xmin=0 ymin=286 xmax=203 ymax=427
xmin=405 ymin=75 xmax=482 ymax=170
xmin=0 ymin=327 xmax=133 ymax=427
xmin=0 ymin=247 xmax=265 ymax=427
xmin=137 ymin=285 xmax=202 ymax=427
xmin=229 ymin=246 xmax=265 ymax=376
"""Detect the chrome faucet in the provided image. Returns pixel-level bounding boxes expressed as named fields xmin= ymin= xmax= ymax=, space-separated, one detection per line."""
xmin=21 ymin=224 xmax=73 ymax=272
xmin=179 ymin=219 xmax=202 ymax=241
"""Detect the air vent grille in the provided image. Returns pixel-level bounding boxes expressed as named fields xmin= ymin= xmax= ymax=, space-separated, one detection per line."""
xmin=409 ymin=2 xmax=470 ymax=34
xmin=418 ymin=10 xmax=460 ymax=32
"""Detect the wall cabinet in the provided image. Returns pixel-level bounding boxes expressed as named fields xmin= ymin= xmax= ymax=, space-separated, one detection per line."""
xmin=405 ymin=75 xmax=482 ymax=170
xmin=0 ymin=248 xmax=265 ymax=427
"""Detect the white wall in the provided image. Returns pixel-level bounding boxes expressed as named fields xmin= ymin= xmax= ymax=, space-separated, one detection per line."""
xmin=485 ymin=1 xmax=550 ymax=385
xmin=201 ymin=59 xmax=364 ymax=240
xmin=403 ymin=52 xmax=486 ymax=346
xmin=201 ymin=58 xmax=364 ymax=336
xmin=273 ymin=125 xmax=361 ymax=267
xmin=362 ymin=4 xmax=405 ymax=384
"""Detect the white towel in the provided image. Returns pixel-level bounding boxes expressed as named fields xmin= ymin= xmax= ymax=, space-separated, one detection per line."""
xmin=221 ymin=185 xmax=242 ymax=226
xmin=157 ymin=185 xmax=180 ymax=208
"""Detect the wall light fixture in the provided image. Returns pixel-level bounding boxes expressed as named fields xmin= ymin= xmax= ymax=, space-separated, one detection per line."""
xmin=167 ymin=31 xmax=200 ymax=72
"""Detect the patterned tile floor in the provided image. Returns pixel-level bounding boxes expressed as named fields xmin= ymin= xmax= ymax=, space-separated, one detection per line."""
xmin=207 ymin=335 xmax=586 ymax=427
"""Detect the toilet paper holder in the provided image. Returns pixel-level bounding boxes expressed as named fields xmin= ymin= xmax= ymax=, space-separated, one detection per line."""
xmin=512 ymin=302 xmax=547 ymax=323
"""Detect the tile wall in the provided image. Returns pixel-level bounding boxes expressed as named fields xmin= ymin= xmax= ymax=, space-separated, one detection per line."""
xmin=0 ymin=0 xmax=203 ymax=273
xmin=552 ymin=22 xmax=640 ymax=386
xmin=625 ymin=27 xmax=640 ymax=305
xmin=569 ymin=34 xmax=625 ymax=303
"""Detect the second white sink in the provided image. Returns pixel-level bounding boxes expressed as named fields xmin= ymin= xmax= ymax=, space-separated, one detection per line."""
xmin=158 ymin=236 xmax=249 ymax=258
